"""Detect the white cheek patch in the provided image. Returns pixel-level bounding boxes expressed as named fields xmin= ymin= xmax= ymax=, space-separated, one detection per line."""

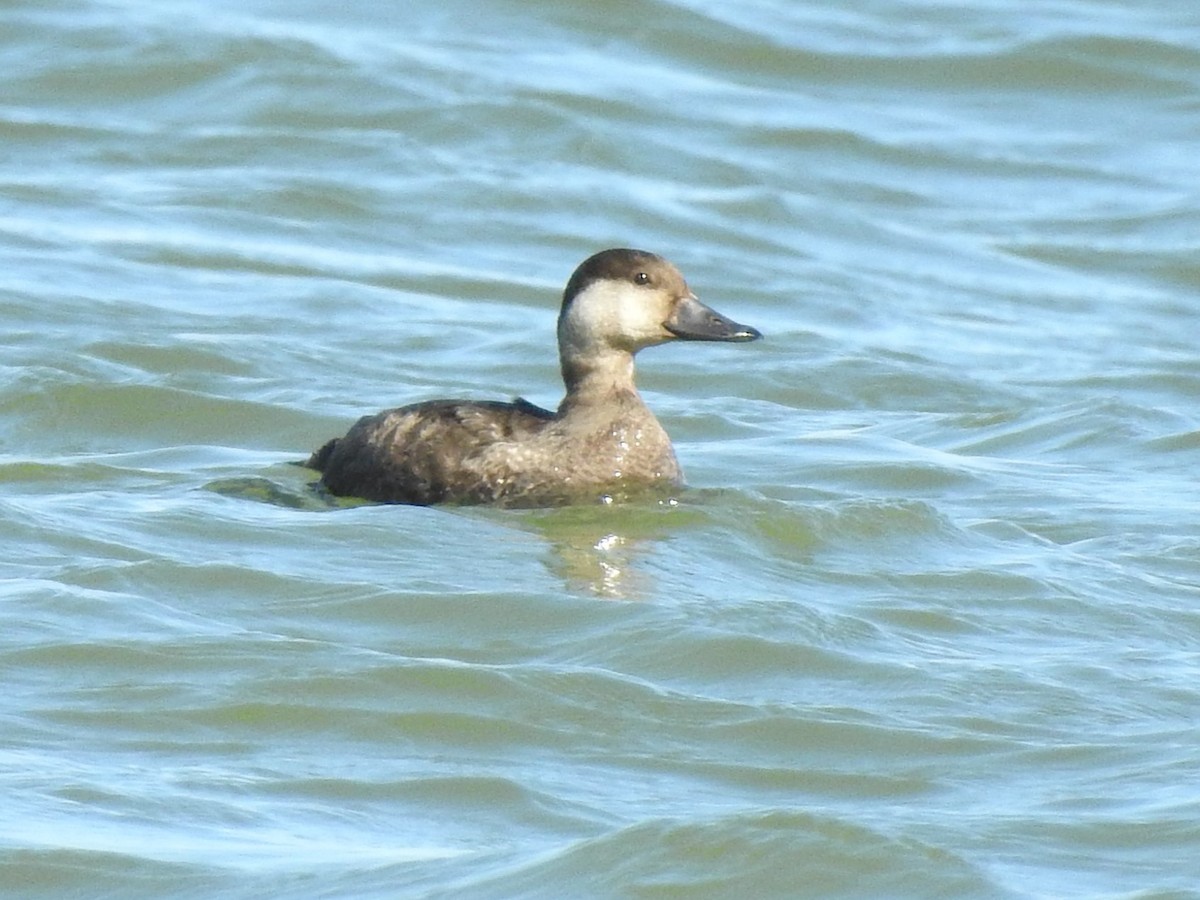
xmin=564 ymin=280 xmax=665 ymax=349
xmin=568 ymin=282 xmax=623 ymax=342
xmin=618 ymin=298 xmax=666 ymax=343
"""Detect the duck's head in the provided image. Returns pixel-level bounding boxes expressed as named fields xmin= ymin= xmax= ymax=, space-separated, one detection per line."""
xmin=557 ymin=249 xmax=761 ymax=372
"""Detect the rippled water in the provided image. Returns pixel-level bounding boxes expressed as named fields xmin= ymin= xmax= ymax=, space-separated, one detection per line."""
xmin=3 ymin=1 xmax=1200 ymax=897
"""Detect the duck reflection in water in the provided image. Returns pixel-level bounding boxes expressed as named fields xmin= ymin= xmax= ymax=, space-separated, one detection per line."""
xmin=517 ymin=498 xmax=709 ymax=599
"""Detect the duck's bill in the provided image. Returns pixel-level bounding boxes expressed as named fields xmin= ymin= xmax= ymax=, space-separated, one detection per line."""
xmin=665 ymin=295 xmax=762 ymax=342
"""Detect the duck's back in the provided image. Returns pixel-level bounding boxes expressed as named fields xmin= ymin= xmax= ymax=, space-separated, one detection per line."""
xmin=309 ymin=398 xmax=554 ymax=505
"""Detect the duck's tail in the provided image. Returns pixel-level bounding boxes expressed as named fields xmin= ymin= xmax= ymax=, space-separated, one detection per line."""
xmin=306 ymin=438 xmax=339 ymax=472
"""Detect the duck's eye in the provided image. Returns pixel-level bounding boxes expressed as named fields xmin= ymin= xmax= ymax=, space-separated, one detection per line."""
xmin=633 ymin=272 xmax=651 ymax=286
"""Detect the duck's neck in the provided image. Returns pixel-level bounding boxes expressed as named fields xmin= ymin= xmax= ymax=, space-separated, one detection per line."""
xmin=558 ymin=349 xmax=642 ymax=415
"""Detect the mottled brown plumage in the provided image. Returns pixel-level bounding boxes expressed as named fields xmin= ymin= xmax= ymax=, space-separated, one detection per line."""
xmin=307 ymin=248 xmax=760 ymax=507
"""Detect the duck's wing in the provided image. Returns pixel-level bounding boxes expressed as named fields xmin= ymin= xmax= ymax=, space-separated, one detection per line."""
xmin=510 ymin=396 xmax=555 ymax=420
xmin=309 ymin=399 xmax=554 ymax=505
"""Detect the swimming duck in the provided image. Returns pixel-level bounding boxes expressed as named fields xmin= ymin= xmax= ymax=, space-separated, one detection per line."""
xmin=307 ymin=248 xmax=761 ymax=507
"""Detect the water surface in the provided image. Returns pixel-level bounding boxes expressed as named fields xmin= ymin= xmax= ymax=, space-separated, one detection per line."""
xmin=3 ymin=0 xmax=1200 ymax=897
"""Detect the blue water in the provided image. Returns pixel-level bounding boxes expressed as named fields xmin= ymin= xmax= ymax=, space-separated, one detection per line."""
xmin=2 ymin=1 xmax=1200 ymax=897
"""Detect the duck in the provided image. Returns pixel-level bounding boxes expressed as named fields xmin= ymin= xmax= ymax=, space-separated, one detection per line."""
xmin=306 ymin=248 xmax=761 ymax=507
